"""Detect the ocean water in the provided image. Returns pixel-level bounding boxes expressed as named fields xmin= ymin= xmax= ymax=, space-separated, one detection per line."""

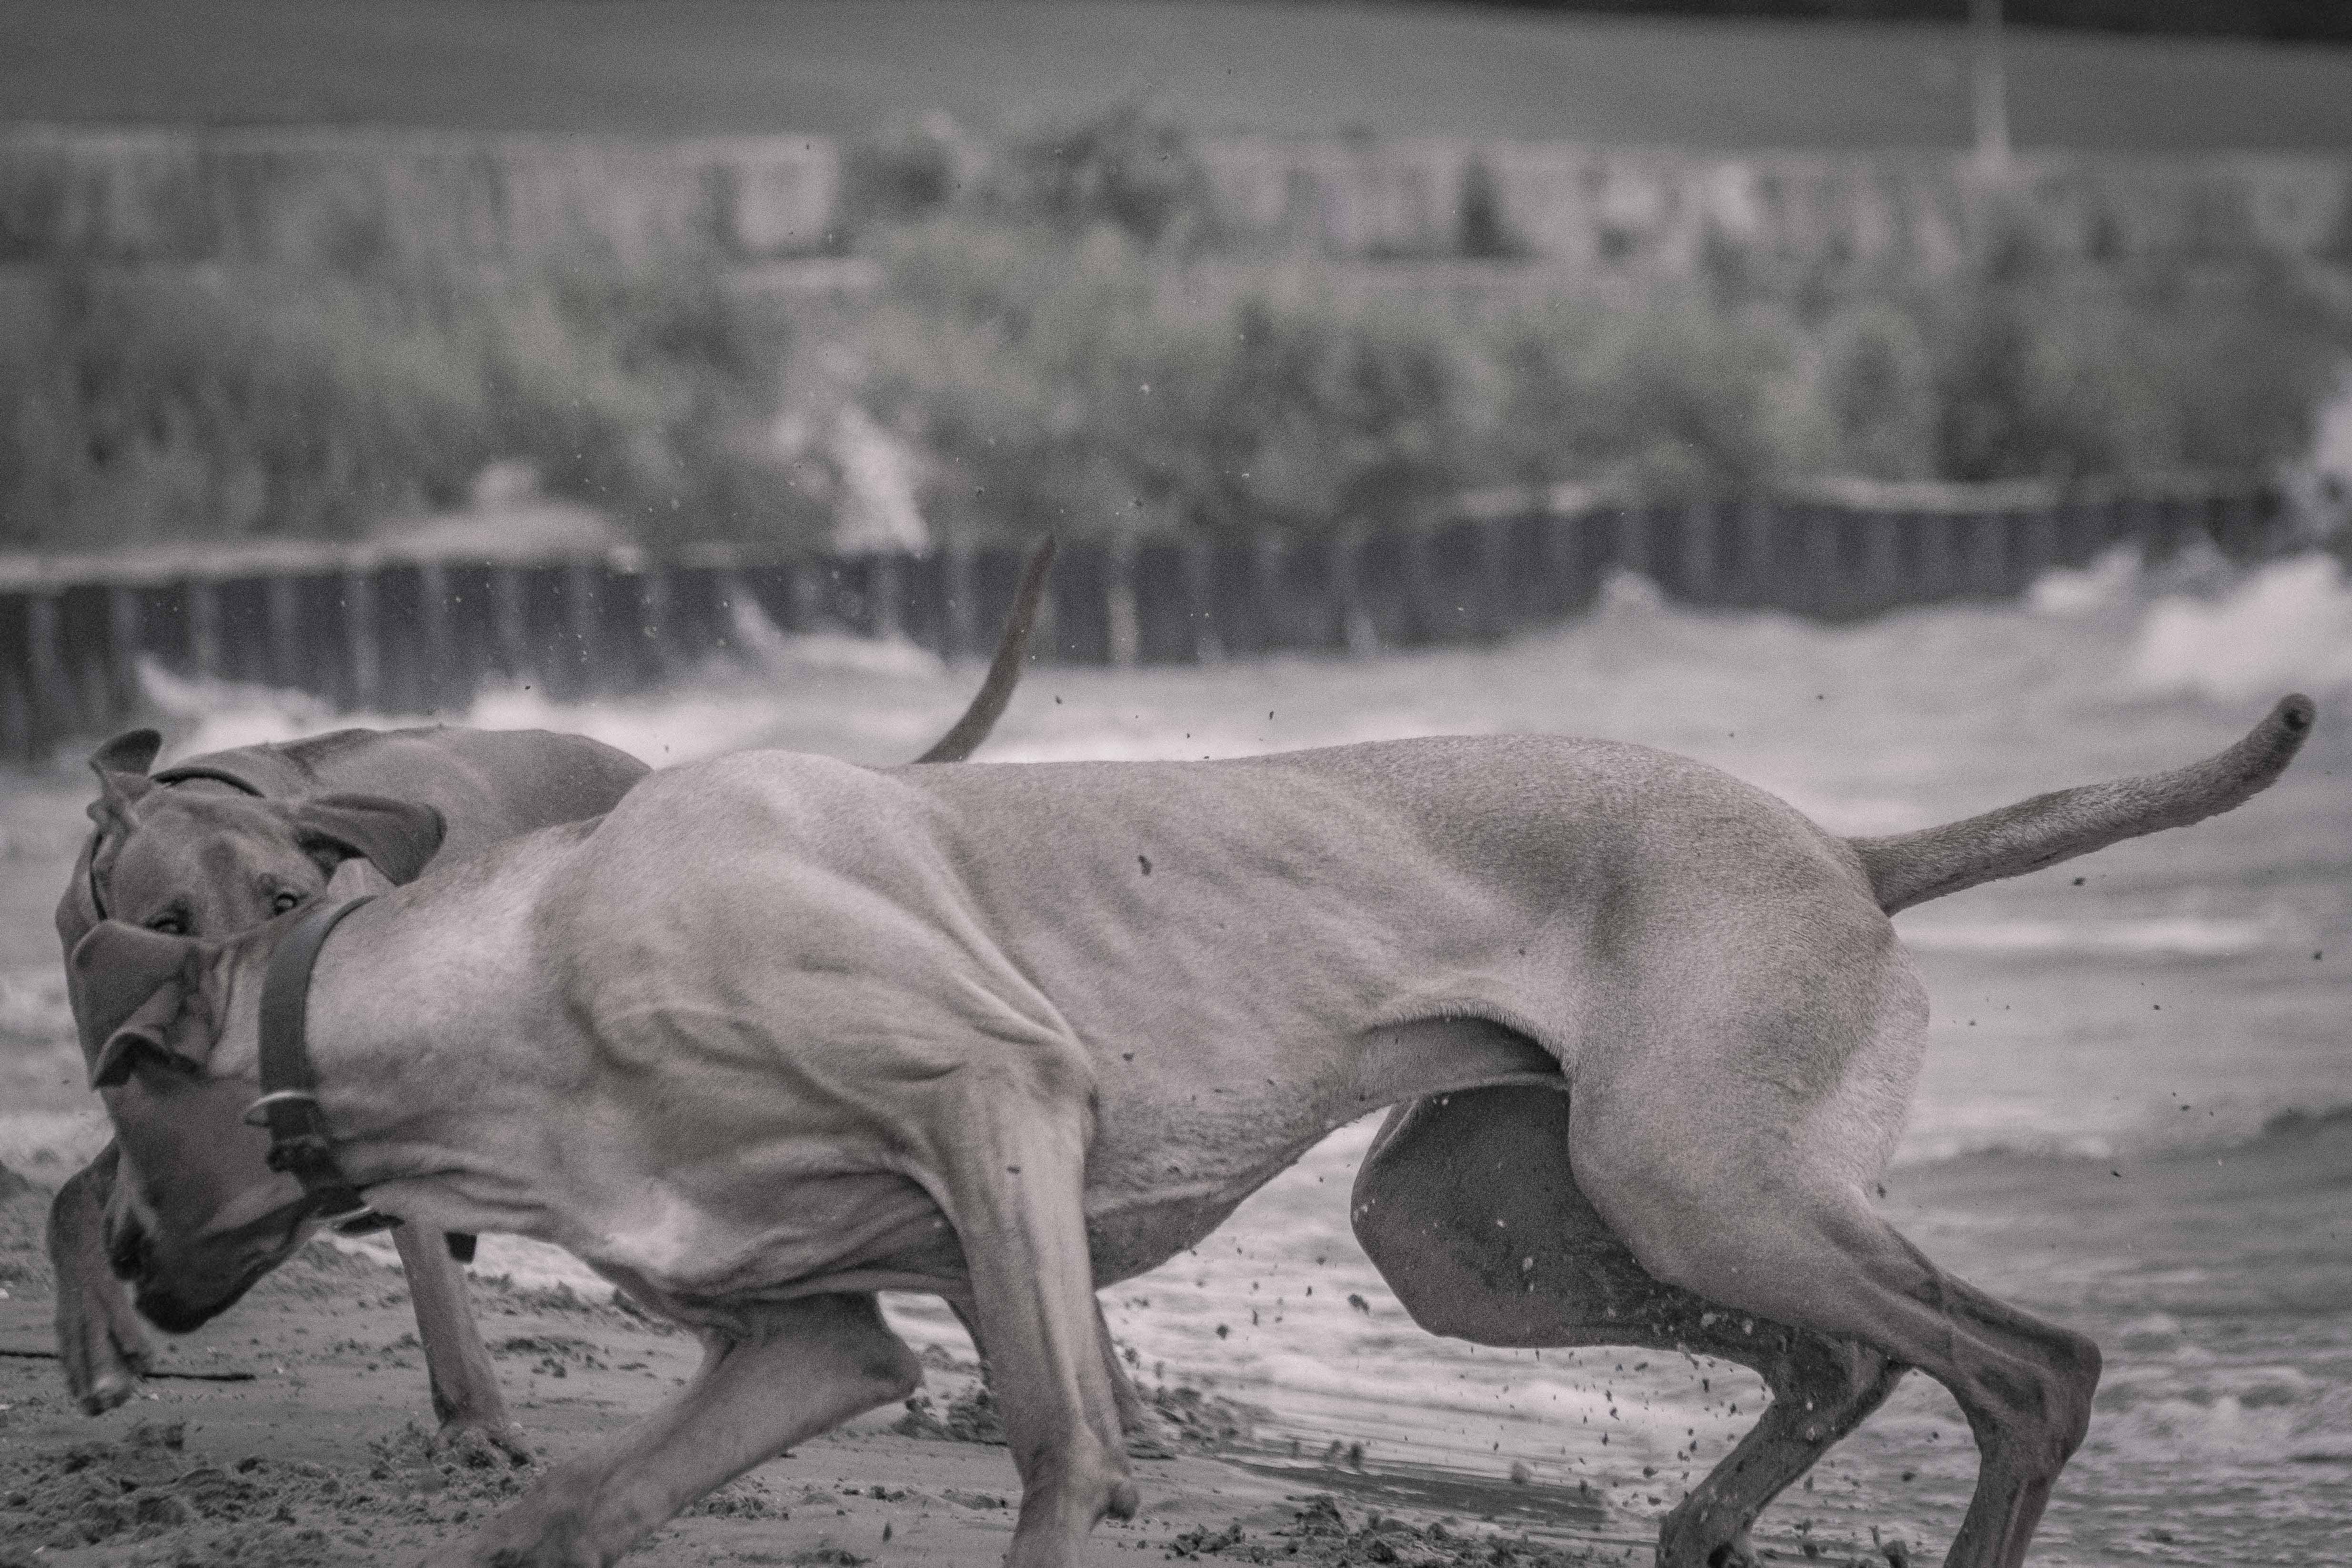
xmin=5 ymin=544 xmax=2348 ymax=1562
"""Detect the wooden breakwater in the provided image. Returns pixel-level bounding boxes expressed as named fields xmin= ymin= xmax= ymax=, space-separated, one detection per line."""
xmin=0 ymin=488 xmax=2292 ymax=765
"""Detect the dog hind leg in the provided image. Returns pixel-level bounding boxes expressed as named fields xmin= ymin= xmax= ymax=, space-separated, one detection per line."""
xmin=433 ymin=1292 xmax=919 ymax=1568
xmin=1567 ymin=990 xmax=2097 ymax=1568
xmin=1355 ymin=1088 xmax=1905 ymax=1568
xmin=1654 ymin=1323 xmax=1904 ymax=1568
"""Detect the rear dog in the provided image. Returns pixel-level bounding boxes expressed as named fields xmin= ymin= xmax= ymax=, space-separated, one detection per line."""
xmin=70 ymin=696 xmax=2308 ymax=1568
xmin=49 ymin=543 xmax=1055 ymax=1454
xmin=1350 ymin=695 xmax=2316 ymax=1566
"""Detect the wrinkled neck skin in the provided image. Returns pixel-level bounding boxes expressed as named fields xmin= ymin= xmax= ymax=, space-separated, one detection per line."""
xmin=272 ymin=843 xmax=587 ymax=1245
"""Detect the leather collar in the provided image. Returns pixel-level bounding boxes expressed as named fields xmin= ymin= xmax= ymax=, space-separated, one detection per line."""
xmin=243 ymin=895 xmax=398 ymax=1236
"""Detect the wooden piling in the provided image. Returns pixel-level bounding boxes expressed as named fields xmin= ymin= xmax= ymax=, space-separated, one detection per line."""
xmin=563 ymin=558 xmax=601 ymax=696
xmin=1471 ymin=517 xmax=1513 ymax=639
xmin=1857 ymin=511 xmax=1902 ymax=613
xmin=1239 ymin=535 xmax=1281 ymax=653
xmin=2016 ymin=509 xmax=2059 ymax=586
xmin=636 ymin=564 xmax=671 ymax=686
xmin=187 ymin=577 xmax=222 ymax=680
xmin=868 ymin=553 xmax=903 ymax=643
xmin=942 ymin=546 xmax=978 ymax=661
xmin=26 ymin=592 xmax=74 ymax=740
xmin=264 ymin=574 xmax=302 ymax=693
xmin=1104 ymin=542 xmax=1140 ymax=668
xmin=1182 ymin=541 xmax=1223 ymax=663
xmin=1799 ymin=505 xmax=1844 ymax=617
xmin=0 ymin=595 xmax=30 ymax=764
xmin=1606 ymin=504 xmax=1648 ymax=583
xmin=342 ymin=568 xmax=379 ymax=709
xmin=1676 ymin=503 xmax=1720 ymax=604
xmin=1732 ymin=501 xmax=1778 ymax=607
xmin=2209 ymin=493 xmax=2266 ymax=562
xmin=1046 ymin=542 xmax=1110 ymax=665
xmin=1388 ymin=528 xmax=1434 ymax=646
xmin=63 ymin=586 xmax=114 ymax=738
xmin=107 ymin=583 xmax=144 ymax=717
xmin=491 ymin=565 xmax=529 ymax=683
xmin=414 ymin=564 xmax=449 ymax=710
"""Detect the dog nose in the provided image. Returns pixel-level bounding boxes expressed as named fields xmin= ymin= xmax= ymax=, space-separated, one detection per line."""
xmin=106 ymin=1216 xmax=148 ymax=1281
xmin=133 ymin=1287 xmax=218 ymax=1335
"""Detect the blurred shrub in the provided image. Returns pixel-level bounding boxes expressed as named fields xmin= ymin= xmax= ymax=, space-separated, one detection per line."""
xmin=982 ymin=106 xmax=1216 ymax=247
xmin=840 ymin=105 xmax=1217 ymax=249
xmin=0 ymin=253 xmax=824 ymax=554
xmin=1456 ymin=156 xmax=1527 ymax=261
xmin=854 ymin=137 xmax=2350 ymax=543
xmin=1813 ymin=300 xmax=1940 ymax=481
xmin=1906 ymin=254 xmax=2344 ymax=486
xmin=1487 ymin=293 xmax=1811 ymax=498
xmin=863 ymin=221 xmax=1482 ymax=541
xmin=859 ymin=205 xmax=2348 ymax=541
xmin=840 ymin=116 xmax=973 ymax=230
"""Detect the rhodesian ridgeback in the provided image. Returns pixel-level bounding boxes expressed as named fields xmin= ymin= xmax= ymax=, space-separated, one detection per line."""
xmin=71 ymin=695 xmax=2309 ymax=1568
xmin=47 ymin=544 xmax=1054 ymax=1456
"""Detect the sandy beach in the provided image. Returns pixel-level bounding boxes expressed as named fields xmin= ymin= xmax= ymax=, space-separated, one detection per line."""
xmin=4 ymin=550 xmax=2350 ymax=1566
xmin=0 ymin=1166 xmax=1657 ymax=1568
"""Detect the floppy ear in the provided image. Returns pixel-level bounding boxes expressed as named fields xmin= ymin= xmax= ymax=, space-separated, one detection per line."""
xmin=85 ymin=729 xmax=163 ymax=834
xmin=291 ymin=794 xmax=446 ymax=886
xmin=90 ymin=728 xmax=164 ymax=779
xmin=69 ymin=921 xmax=208 ymax=1088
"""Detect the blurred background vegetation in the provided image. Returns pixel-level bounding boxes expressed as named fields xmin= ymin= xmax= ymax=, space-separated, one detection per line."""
xmin=4 ymin=101 xmax=2349 ymax=557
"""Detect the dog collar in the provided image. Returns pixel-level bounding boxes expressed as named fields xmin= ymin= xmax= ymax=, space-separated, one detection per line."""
xmin=243 ymin=895 xmax=399 ymax=1236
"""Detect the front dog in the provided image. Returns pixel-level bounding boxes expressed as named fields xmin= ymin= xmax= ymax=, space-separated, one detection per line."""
xmin=73 ymin=699 xmax=2309 ymax=1568
xmin=50 ymin=543 xmax=1055 ymax=1445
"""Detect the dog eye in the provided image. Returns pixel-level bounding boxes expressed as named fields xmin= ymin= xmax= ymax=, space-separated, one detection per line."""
xmin=271 ymin=892 xmax=303 ymax=915
xmin=145 ymin=913 xmax=188 ymax=936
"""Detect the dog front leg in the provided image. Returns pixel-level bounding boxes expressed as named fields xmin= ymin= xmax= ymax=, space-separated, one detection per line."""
xmin=389 ymin=1220 xmax=528 ymax=1465
xmin=46 ymin=1144 xmax=151 ymax=1414
xmin=430 ymin=1292 xmax=919 ymax=1568
xmin=941 ymin=1098 xmax=1138 ymax=1568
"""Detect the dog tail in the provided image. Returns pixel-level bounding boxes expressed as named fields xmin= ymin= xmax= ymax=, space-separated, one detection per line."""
xmin=914 ymin=538 xmax=1057 ymax=764
xmin=1847 ymin=694 xmax=2314 ymax=915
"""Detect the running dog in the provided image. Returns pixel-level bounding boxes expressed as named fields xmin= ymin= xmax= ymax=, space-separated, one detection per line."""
xmin=72 ymin=696 xmax=2310 ymax=1568
xmin=48 ymin=544 xmax=1053 ymax=1455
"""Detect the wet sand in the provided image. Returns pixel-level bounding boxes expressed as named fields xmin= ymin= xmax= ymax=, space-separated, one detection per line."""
xmin=0 ymin=1167 xmax=1662 ymax=1568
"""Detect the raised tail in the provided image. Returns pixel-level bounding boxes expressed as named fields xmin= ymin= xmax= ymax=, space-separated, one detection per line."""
xmin=913 ymin=538 xmax=1057 ymax=764
xmin=1849 ymin=694 xmax=2315 ymax=915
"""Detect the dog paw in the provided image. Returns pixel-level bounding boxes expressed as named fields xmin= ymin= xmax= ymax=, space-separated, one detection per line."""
xmin=433 ymin=1420 xmax=536 ymax=1470
xmin=62 ymin=1328 xmax=149 ymax=1415
xmin=1655 ymin=1521 xmax=1759 ymax=1568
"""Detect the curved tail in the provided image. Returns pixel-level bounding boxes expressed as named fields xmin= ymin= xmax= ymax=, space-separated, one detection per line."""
xmin=1849 ymin=695 xmax=2315 ymax=915
xmin=914 ymin=538 xmax=1058 ymax=764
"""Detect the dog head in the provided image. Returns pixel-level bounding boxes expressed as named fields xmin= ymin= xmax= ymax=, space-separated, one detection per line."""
xmin=70 ymin=733 xmax=445 ymax=1334
xmin=75 ymin=908 xmax=316 ymax=1332
xmin=78 ymin=729 xmax=442 ymax=944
